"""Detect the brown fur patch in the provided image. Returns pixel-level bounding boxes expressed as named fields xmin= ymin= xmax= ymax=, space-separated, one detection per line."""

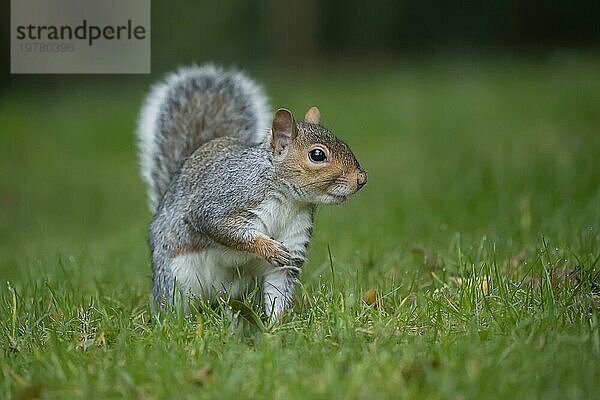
xmin=171 ymin=243 xmax=203 ymax=257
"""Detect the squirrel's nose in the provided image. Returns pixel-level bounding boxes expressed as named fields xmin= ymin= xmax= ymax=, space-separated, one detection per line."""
xmin=357 ymin=170 xmax=368 ymax=189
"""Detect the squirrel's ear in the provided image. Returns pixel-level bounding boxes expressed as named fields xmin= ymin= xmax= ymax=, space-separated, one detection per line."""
xmin=304 ymin=106 xmax=321 ymax=124
xmin=271 ymin=108 xmax=297 ymax=157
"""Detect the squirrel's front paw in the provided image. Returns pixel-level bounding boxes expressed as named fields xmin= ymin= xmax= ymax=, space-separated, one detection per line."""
xmin=267 ymin=239 xmax=292 ymax=267
xmin=250 ymin=235 xmax=292 ymax=267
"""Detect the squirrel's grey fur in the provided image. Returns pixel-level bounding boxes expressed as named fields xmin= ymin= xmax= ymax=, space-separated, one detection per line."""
xmin=137 ymin=64 xmax=270 ymax=212
xmin=136 ymin=64 xmax=366 ymax=321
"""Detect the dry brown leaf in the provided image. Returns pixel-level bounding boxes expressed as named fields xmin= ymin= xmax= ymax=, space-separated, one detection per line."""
xmin=525 ymin=266 xmax=581 ymax=290
xmin=481 ymin=277 xmax=489 ymax=296
xmin=362 ymin=288 xmax=380 ymax=308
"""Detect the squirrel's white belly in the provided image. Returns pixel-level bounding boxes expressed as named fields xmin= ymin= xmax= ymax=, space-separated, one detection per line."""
xmin=170 ymin=197 xmax=312 ymax=303
xmin=171 ymin=245 xmax=269 ymax=301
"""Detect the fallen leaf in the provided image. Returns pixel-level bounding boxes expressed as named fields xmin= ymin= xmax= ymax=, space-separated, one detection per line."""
xmin=363 ymin=288 xmax=380 ymax=307
xmin=481 ymin=277 xmax=489 ymax=296
xmin=229 ymin=300 xmax=266 ymax=332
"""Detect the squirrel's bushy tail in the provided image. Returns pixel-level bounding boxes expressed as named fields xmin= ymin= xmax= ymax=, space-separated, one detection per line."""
xmin=136 ymin=64 xmax=271 ymax=211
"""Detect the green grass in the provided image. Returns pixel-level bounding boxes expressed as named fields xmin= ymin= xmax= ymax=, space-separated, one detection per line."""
xmin=1 ymin=56 xmax=599 ymax=399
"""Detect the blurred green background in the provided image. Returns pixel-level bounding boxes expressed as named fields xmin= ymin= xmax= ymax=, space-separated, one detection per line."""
xmin=2 ymin=0 xmax=600 ymax=78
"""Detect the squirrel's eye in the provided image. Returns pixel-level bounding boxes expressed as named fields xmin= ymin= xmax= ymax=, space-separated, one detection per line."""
xmin=309 ymin=148 xmax=327 ymax=163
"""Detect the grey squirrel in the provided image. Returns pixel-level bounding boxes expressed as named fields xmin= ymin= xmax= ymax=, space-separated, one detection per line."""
xmin=136 ymin=64 xmax=367 ymax=321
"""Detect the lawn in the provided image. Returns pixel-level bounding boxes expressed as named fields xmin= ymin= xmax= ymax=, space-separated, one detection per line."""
xmin=1 ymin=56 xmax=599 ymax=399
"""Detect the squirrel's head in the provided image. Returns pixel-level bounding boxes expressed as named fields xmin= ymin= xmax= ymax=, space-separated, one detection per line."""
xmin=270 ymin=107 xmax=367 ymax=205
